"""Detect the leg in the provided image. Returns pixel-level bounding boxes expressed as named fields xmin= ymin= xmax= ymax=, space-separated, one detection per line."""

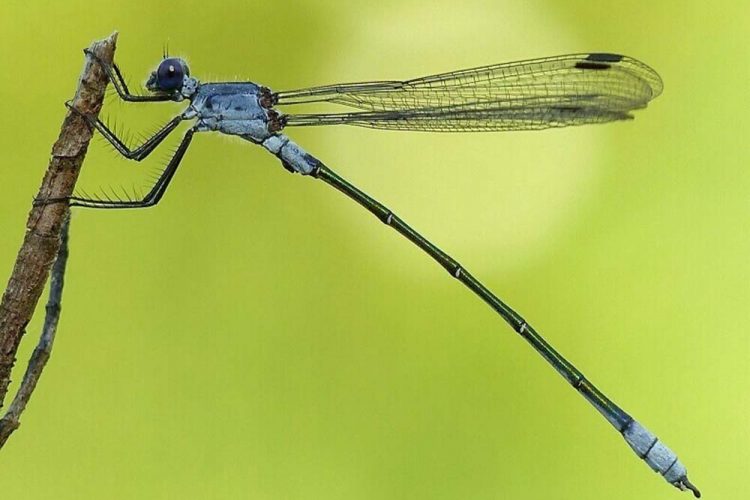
xmin=38 ymin=129 xmax=196 ymax=209
xmin=84 ymin=48 xmax=172 ymax=102
xmin=65 ymin=101 xmax=185 ymax=161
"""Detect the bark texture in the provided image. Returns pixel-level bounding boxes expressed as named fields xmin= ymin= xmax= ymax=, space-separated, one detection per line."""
xmin=0 ymin=33 xmax=117 ymax=409
xmin=0 ymin=217 xmax=70 ymax=447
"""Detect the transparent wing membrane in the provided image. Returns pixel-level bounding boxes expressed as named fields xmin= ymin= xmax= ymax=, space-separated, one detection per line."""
xmin=277 ymin=53 xmax=663 ymax=132
xmin=282 ymin=98 xmax=636 ymax=132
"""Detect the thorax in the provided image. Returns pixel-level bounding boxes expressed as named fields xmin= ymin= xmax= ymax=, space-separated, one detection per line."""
xmin=191 ymin=82 xmax=267 ymax=120
xmin=189 ymin=82 xmax=284 ymax=141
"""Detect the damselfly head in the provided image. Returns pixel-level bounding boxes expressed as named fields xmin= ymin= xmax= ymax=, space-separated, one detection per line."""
xmin=146 ymin=57 xmax=190 ymax=93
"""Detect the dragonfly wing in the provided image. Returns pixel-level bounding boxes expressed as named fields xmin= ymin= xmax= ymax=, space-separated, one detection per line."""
xmin=276 ymin=53 xmax=663 ymax=115
xmin=283 ymin=93 xmax=636 ymax=132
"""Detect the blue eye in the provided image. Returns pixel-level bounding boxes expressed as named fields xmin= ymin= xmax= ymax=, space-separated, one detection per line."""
xmin=155 ymin=58 xmax=189 ymax=91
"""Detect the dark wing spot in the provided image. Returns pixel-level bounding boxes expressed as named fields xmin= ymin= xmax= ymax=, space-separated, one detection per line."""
xmin=552 ymin=106 xmax=582 ymax=113
xmin=575 ymin=61 xmax=611 ymax=70
xmin=585 ymin=53 xmax=624 ymax=62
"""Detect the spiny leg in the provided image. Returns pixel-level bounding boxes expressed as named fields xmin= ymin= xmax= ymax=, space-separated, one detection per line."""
xmin=65 ymin=101 xmax=186 ymax=161
xmin=84 ymin=48 xmax=172 ymax=102
xmin=40 ymin=129 xmax=196 ymax=209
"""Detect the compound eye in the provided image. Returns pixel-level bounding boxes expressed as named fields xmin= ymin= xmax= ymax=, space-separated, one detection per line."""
xmin=156 ymin=58 xmax=186 ymax=91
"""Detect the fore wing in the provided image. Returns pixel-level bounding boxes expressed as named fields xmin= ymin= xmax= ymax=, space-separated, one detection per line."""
xmin=275 ymin=53 xmax=663 ymax=132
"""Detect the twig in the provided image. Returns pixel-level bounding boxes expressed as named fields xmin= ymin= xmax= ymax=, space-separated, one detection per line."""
xmin=0 ymin=33 xmax=117 ymax=413
xmin=0 ymin=215 xmax=71 ymax=447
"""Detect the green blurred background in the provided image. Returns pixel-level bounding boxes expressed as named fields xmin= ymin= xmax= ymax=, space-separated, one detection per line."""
xmin=1 ymin=1 xmax=747 ymax=499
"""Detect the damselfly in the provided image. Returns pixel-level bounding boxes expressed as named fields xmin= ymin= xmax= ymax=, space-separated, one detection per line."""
xmin=50 ymin=49 xmax=698 ymax=496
